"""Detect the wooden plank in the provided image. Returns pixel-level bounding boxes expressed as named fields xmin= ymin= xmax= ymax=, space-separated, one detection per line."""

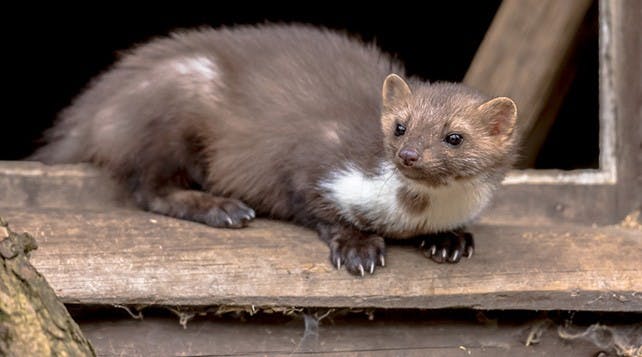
xmin=464 ymin=0 xmax=593 ymax=155
xmin=486 ymin=180 xmax=617 ymax=226
xmin=75 ymin=312 xmax=613 ymax=356
xmin=608 ymin=0 xmax=642 ymax=221
xmin=0 ymin=161 xmax=124 ymax=210
xmin=2 ymin=207 xmax=640 ymax=311
xmin=0 ymin=161 xmax=624 ymax=225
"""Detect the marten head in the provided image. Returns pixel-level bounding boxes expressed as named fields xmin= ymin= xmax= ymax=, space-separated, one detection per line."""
xmin=380 ymin=74 xmax=518 ymax=187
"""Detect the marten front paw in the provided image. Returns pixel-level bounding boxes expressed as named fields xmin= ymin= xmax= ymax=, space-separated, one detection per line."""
xmin=419 ymin=230 xmax=474 ymax=264
xmin=328 ymin=230 xmax=386 ymax=276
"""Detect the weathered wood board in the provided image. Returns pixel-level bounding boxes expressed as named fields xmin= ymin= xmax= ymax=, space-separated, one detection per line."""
xmin=2 ymin=207 xmax=640 ymax=311
xmin=76 ymin=311 xmax=628 ymax=356
xmin=0 ymin=161 xmax=629 ymax=226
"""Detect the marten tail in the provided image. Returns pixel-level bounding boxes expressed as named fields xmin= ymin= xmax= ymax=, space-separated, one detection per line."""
xmin=29 ymin=108 xmax=92 ymax=164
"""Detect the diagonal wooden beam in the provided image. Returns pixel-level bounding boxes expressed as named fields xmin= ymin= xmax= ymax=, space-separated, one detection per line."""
xmin=464 ymin=0 xmax=593 ymax=159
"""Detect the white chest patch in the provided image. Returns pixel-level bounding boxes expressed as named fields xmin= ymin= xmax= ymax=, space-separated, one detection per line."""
xmin=319 ymin=162 xmax=496 ymax=237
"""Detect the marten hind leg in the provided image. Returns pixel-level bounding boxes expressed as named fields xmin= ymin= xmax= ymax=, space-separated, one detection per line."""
xmin=119 ymin=114 xmax=255 ymax=228
xmin=124 ymin=145 xmax=256 ymax=228
xmin=133 ymin=186 xmax=255 ymax=228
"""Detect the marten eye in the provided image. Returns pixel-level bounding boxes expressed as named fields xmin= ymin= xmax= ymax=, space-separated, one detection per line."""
xmin=394 ymin=123 xmax=406 ymax=136
xmin=444 ymin=133 xmax=463 ymax=146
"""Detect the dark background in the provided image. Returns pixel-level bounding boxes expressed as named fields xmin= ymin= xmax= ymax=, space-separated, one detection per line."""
xmin=3 ymin=2 xmax=598 ymax=168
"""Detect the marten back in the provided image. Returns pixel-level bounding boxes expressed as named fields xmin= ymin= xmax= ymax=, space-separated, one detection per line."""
xmin=33 ymin=25 xmax=404 ymax=220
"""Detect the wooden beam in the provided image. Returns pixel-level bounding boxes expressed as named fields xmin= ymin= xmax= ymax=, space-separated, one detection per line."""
xmin=3 ymin=208 xmax=640 ymax=311
xmin=76 ymin=312 xmax=611 ymax=356
xmin=1 ymin=159 xmax=626 ymax=225
xmin=464 ymin=0 xmax=593 ymax=156
xmin=608 ymin=0 xmax=642 ymax=220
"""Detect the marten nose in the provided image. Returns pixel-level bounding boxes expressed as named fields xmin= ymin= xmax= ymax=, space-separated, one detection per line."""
xmin=398 ymin=148 xmax=419 ymax=166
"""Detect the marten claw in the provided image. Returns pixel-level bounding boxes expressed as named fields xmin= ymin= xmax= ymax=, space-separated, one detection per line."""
xmin=419 ymin=230 xmax=474 ymax=264
xmin=242 ymin=212 xmax=254 ymax=222
xmin=466 ymin=246 xmax=474 ymax=258
xmin=197 ymin=198 xmax=255 ymax=228
xmin=327 ymin=230 xmax=386 ymax=277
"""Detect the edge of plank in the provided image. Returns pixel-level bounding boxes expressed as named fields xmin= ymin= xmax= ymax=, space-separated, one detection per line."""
xmin=3 ymin=208 xmax=640 ymax=311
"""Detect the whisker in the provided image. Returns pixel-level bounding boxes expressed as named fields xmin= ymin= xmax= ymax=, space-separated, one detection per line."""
xmin=377 ymin=164 xmax=397 ymax=200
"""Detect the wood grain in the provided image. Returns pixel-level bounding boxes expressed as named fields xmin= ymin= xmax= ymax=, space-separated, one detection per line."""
xmin=609 ymin=0 xmax=642 ymax=220
xmin=3 ymin=207 xmax=640 ymax=311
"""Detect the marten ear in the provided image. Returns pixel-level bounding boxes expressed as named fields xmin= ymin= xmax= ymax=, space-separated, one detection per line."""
xmin=477 ymin=97 xmax=517 ymax=139
xmin=382 ymin=74 xmax=412 ymax=112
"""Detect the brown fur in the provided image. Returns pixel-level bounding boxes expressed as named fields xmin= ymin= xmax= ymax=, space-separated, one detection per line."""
xmin=381 ymin=77 xmax=518 ymax=188
xmin=396 ymin=186 xmax=431 ymax=213
xmin=32 ymin=24 xmax=518 ymax=276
